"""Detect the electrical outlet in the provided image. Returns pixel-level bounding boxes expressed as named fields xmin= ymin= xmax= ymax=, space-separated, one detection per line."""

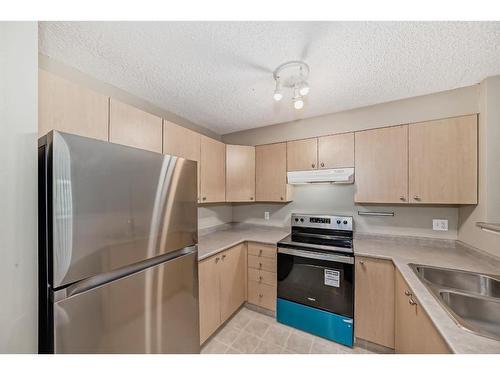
xmin=432 ymin=219 xmax=448 ymax=231
xmin=264 ymin=211 xmax=270 ymax=220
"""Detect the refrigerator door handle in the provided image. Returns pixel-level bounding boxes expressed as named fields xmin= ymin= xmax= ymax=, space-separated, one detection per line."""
xmin=53 ymin=245 xmax=197 ymax=302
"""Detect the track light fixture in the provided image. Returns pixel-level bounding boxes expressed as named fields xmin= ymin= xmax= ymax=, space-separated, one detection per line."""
xmin=272 ymin=61 xmax=310 ymax=110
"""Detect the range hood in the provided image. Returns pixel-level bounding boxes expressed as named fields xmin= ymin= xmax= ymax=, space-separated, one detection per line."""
xmin=287 ymin=168 xmax=354 ymax=184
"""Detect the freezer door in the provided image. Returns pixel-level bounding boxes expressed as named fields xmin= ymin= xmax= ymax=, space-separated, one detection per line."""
xmin=48 ymin=131 xmax=197 ymax=288
xmin=53 ymin=250 xmax=199 ymax=353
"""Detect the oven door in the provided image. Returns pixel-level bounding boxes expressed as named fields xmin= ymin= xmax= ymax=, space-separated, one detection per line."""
xmin=277 ymin=247 xmax=354 ymax=318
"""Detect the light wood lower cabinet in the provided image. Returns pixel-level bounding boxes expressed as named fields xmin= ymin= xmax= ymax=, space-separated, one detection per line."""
xmin=246 ymin=242 xmax=277 ymax=311
xmin=198 ymin=243 xmax=247 ymax=344
xmin=395 ymin=270 xmax=451 ymax=353
xmin=354 ymin=256 xmax=395 ymax=349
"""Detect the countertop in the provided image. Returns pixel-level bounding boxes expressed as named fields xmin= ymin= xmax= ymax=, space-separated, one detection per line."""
xmin=197 ymin=224 xmax=500 ymax=353
xmin=198 ymin=223 xmax=289 ymax=261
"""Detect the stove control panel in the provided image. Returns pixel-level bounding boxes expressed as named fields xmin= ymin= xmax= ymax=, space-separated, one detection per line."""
xmin=291 ymin=214 xmax=353 ymax=231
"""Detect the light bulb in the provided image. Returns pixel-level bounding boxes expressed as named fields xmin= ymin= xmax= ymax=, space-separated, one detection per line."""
xmin=299 ymin=82 xmax=310 ymax=96
xmin=273 ymin=90 xmax=283 ymax=101
xmin=293 ymin=98 xmax=304 ymax=110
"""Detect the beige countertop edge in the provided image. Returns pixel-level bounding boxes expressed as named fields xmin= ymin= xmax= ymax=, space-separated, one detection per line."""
xmin=197 ymin=238 xmax=280 ymax=261
xmin=355 ymin=249 xmax=500 ymax=354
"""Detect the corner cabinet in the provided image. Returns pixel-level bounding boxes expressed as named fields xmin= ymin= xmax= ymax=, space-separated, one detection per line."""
xmin=395 ymin=270 xmax=451 ymax=354
xmin=226 ymin=145 xmax=256 ymax=202
xmin=355 ymin=125 xmax=408 ymax=204
xmin=109 ymin=99 xmax=163 ymax=153
xmin=256 ymin=142 xmax=292 ymax=202
xmin=198 ymin=243 xmax=247 ymax=344
xmin=38 ymin=69 xmax=109 ymax=140
xmin=200 ymin=135 xmax=226 ymax=203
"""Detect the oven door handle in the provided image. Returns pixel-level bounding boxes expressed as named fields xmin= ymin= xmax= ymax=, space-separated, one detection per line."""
xmin=278 ymin=247 xmax=354 ymax=264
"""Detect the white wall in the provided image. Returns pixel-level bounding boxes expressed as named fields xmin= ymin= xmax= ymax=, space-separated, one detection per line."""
xmin=233 ymin=185 xmax=458 ymax=239
xmin=458 ymin=76 xmax=500 ymax=257
xmin=225 ymin=85 xmax=480 ymax=240
xmin=0 ymin=22 xmax=38 ymax=353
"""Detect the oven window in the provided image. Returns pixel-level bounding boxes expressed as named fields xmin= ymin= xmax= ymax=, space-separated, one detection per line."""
xmin=277 ymin=252 xmax=354 ymax=318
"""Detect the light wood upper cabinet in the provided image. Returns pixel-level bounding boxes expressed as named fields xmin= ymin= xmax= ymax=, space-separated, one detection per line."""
xmin=226 ymin=145 xmax=255 ymax=202
xmin=38 ymin=69 xmax=109 ymax=140
xmin=355 ymin=256 xmax=395 ymax=349
xmin=256 ymin=142 xmax=291 ymax=202
xmin=355 ymin=125 xmax=409 ymax=204
xmin=287 ymin=138 xmax=318 ymax=171
xmin=220 ymin=243 xmax=247 ymax=322
xmin=409 ymin=115 xmax=478 ymax=204
xmin=109 ymin=99 xmax=162 ymax=153
xmin=198 ymin=254 xmax=221 ymax=344
xmin=395 ymin=270 xmax=451 ymax=354
xmin=200 ymin=135 xmax=226 ymax=203
xmin=163 ymin=120 xmax=201 ymax=162
xmin=318 ymin=132 xmax=354 ymax=169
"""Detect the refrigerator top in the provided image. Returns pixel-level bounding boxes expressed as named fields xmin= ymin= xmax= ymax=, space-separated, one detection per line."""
xmin=44 ymin=131 xmax=198 ymax=289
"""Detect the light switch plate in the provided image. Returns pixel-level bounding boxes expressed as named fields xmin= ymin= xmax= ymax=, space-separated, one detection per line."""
xmin=432 ymin=219 xmax=448 ymax=231
xmin=264 ymin=211 xmax=270 ymax=220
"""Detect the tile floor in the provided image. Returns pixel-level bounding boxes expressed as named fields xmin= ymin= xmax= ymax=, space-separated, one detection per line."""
xmin=201 ymin=307 xmax=375 ymax=354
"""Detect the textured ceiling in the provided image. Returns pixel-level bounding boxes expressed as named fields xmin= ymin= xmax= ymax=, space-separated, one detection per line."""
xmin=39 ymin=21 xmax=500 ymax=135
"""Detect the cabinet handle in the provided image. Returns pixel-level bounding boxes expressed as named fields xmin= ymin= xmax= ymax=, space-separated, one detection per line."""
xmin=259 ymin=249 xmax=263 ymax=256
xmin=259 ymin=276 xmax=263 ymax=282
xmin=404 ymin=290 xmax=412 ymax=296
xmin=320 ymin=162 xmax=325 ymax=167
xmin=413 ymin=195 xmax=421 ymax=201
xmin=259 ymin=294 xmax=263 ymax=298
xmin=399 ymin=195 xmax=406 ymax=201
xmin=259 ymin=262 xmax=263 ymax=269
xmin=215 ymin=257 xmax=220 ymax=263
xmin=280 ymin=197 xmax=284 ymax=201
xmin=222 ymin=254 xmax=226 ymax=260
xmin=250 ymin=197 xmax=254 ymax=200
xmin=408 ymin=297 xmax=417 ymax=306
xmin=359 ymin=260 xmax=364 ymax=265
xmin=202 ymin=197 xmax=207 ymax=201
xmin=312 ymin=163 xmax=315 ymax=168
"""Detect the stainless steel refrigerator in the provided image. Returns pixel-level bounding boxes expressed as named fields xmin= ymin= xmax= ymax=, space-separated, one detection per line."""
xmin=38 ymin=131 xmax=199 ymax=354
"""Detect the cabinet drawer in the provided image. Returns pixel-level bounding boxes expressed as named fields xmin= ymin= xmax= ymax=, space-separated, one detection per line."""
xmin=247 ymin=242 xmax=277 ymax=259
xmin=248 ymin=281 xmax=276 ymax=311
xmin=248 ymin=268 xmax=277 ymax=287
xmin=248 ymin=255 xmax=277 ymax=272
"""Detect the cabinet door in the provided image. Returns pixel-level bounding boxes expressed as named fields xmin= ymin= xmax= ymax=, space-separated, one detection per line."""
xmin=255 ymin=142 xmax=289 ymax=202
xmin=163 ymin=121 xmax=201 ymax=201
xmin=220 ymin=243 xmax=247 ymax=322
xmin=287 ymin=138 xmax=318 ymax=171
xmin=318 ymin=133 xmax=354 ymax=169
xmin=109 ymin=99 xmax=162 ymax=153
xmin=395 ymin=270 xmax=450 ymax=354
xmin=355 ymin=257 xmax=395 ymax=349
xmin=409 ymin=115 xmax=477 ymax=204
xmin=200 ymin=136 xmax=226 ymax=203
xmin=198 ymin=255 xmax=221 ymax=344
xmin=226 ymin=145 xmax=255 ymax=202
xmin=39 ymin=69 xmax=108 ymax=140
xmin=355 ymin=125 xmax=408 ymax=203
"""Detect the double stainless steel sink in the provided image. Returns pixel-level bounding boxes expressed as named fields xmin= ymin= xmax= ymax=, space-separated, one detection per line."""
xmin=410 ymin=264 xmax=500 ymax=341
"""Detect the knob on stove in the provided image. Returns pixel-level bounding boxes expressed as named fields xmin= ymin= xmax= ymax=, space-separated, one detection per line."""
xmin=343 ymin=220 xmax=348 ymax=225
xmin=336 ymin=220 xmax=341 ymax=224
